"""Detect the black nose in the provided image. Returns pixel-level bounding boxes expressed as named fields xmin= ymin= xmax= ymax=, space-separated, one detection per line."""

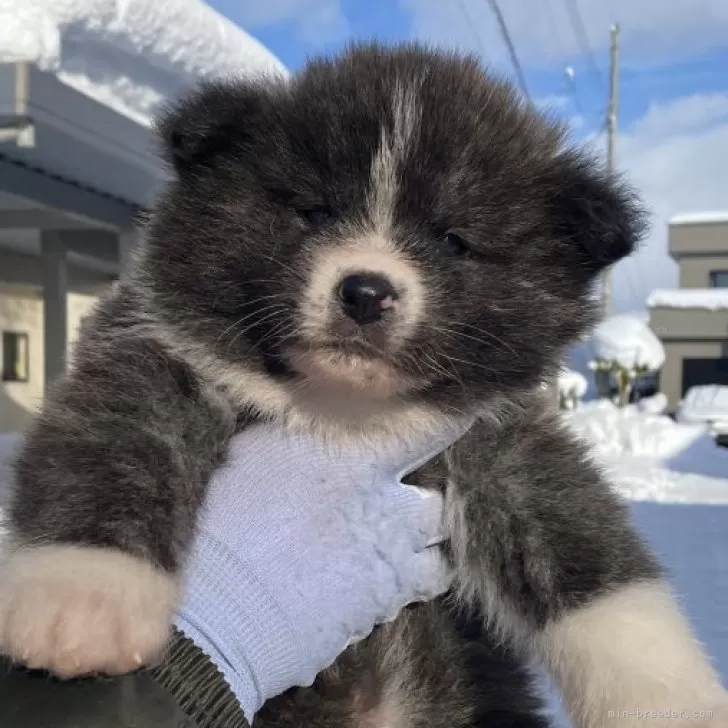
xmin=337 ymin=274 xmax=397 ymax=324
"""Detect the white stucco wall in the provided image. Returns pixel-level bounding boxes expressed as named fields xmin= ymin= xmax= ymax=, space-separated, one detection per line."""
xmin=0 ymin=283 xmax=102 ymax=433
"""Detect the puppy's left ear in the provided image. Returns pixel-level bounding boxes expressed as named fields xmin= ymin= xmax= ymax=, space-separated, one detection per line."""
xmin=550 ymin=152 xmax=648 ymax=271
xmin=154 ymin=79 xmax=274 ymax=176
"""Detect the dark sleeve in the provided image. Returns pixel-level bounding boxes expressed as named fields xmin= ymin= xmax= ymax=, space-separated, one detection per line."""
xmin=0 ymin=629 xmax=250 ymax=728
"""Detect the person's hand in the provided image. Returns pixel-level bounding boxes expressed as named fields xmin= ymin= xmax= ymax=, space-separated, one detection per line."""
xmin=173 ymin=420 xmax=471 ymax=719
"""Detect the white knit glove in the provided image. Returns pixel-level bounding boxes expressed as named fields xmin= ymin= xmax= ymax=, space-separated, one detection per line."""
xmin=173 ymin=420 xmax=472 ymax=719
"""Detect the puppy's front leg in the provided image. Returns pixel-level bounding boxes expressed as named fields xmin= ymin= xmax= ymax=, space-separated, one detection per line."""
xmin=446 ymin=403 xmax=727 ymax=727
xmin=0 ymin=286 xmax=237 ymax=677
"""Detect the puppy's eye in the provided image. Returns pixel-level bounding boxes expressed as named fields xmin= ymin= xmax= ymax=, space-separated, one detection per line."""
xmin=301 ymin=205 xmax=334 ymax=227
xmin=440 ymin=232 xmax=469 ymax=256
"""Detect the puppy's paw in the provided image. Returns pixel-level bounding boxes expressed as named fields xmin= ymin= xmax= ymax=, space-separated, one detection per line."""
xmin=540 ymin=581 xmax=728 ymax=728
xmin=0 ymin=544 xmax=178 ymax=678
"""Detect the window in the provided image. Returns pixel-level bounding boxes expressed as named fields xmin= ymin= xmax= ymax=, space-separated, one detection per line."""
xmin=709 ymin=270 xmax=728 ymax=288
xmin=2 ymin=332 xmax=29 ymax=382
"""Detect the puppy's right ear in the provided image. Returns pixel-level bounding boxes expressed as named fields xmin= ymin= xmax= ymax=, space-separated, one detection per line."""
xmin=155 ymin=80 xmax=270 ymax=175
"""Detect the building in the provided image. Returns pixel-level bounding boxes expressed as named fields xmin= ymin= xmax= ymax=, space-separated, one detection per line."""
xmin=648 ymin=214 xmax=728 ymax=411
xmin=0 ymin=0 xmax=285 ymax=433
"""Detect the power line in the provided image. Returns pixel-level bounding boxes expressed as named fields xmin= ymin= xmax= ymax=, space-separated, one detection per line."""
xmin=564 ymin=0 xmax=604 ymax=92
xmin=456 ymin=0 xmax=491 ymax=65
xmin=545 ymin=1 xmax=592 ymax=128
xmin=602 ymin=23 xmax=620 ymax=319
xmin=485 ymin=0 xmax=530 ymax=99
xmin=544 ymin=0 xmax=561 ymax=45
xmin=545 ymin=0 xmax=605 ymax=130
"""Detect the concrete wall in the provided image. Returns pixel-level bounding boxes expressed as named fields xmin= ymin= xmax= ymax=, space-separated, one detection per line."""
xmin=659 ymin=340 xmax=728 ymax=410
xmin=679 ymin=255 xmax=728 ymax=288
xmin=650 ymin=307 xmax=728 ymax=341
xmin=0 ymin=282 xmax=108 ymax=433
xmin=657 ymin=221 xmax=728 ymax=409
xmin=670 ymin=221 xmax=728 ymax=257
xmin=651 ymin=305 xmax=728 ymax=409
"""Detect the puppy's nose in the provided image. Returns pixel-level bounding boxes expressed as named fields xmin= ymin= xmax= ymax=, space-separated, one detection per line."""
xmin=337 ymin=274 xmax=397 ymax=324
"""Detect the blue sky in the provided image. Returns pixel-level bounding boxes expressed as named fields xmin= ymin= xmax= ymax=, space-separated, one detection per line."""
xmin=208 ymin=0 xmax=728 ymax=314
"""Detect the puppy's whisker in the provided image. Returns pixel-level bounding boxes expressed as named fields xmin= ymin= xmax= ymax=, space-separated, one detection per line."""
xmin=433 ymin=325 xmax=520 ymax=360
xmin=257 ymin=255 xmax=307 ymax=283
xmin=241 ymin=293 xmax=292 ymax=305
xmin=452 ymin=323 xmax=520 ymax=359
xmin=216 ymin=304 xmax=288 ymax=344
xmin=257 ymin=321 xmax=296 ymax=349
xmin=439 ymin=352 xmax=503 ymax=379
xmin=226 ymin=309 xmax=288 ymax=350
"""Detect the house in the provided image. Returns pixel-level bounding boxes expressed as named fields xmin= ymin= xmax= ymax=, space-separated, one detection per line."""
xmin=0 ymin=0 xmax=286 ymax=433
xmin=648 ymin=214 xmax=728 ymax=411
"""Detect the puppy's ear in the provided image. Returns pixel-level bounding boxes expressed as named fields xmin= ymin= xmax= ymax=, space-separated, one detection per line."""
xmin=550 ymin=152 xmax=648 ymax=271
xmin=155 ymin=80 xmax=271 ymax=174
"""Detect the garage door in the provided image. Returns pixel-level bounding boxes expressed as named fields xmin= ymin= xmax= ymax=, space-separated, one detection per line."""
xmin=681 ymin=358 xmax=728 ymax=396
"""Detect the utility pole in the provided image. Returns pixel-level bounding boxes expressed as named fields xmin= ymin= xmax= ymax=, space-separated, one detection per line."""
xmin=594 ymin=24 xmax=620 ymax=401
xmin=602 ymin=23 xmax=620 ymax=319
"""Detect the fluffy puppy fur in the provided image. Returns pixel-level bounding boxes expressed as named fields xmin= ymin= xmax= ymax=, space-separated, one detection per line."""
xmin=1 ymin=44 xmax=726 ymax=727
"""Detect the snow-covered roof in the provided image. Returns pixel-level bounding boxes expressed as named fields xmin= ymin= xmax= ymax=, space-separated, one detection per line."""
xmin=647 ymin=288 xmax=728 ymax=311
xmin=591 ymin=315 xmax=666 ymax=371
xmin=669 ymin=211 xmax=728 ymax=226
xmin=0 ymin=0 xmax=288 ymax=126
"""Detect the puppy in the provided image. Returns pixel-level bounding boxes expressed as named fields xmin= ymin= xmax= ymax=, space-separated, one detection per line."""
xmin=1 ymin=44 xmax=725 ymax=727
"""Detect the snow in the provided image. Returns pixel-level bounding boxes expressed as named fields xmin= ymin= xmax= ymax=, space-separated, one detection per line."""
xmin=556 ymin=368 xmax=588 ymax=410
xmin=0 ymin=0 xmax=288 ymax=126
xmin=648 ymin=288 xmax=728 ymax=311
xmin=557 ymin=368 xmax=588 ymax=398
xmin=565 ymin=399 xmax=728 ymax=501
xmin=591 ymin=314 xmax=666 ymax=371
xmin=635 ymin=391 xmax=668 ymax=415
xmin=677 ymin=385 xmax=728 ymax=432
xmin=669 ymin=211 xmax=728 ymax=226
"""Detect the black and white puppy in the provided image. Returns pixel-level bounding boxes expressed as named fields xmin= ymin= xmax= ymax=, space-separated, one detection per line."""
xmin=1 ymin=44 xmax=725 ymax=727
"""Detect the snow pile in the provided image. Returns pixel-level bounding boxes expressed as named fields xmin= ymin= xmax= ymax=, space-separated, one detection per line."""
xmin=648 ymin=288 xmax=728 ymax=311
xmin=591 ymin=315 xmax=665 ymax=371
xmin=677 ymin=386 xmax=728 ymax=431
xmin=0 ymin=0 xmax=288 ymax=126
xmin=565 ymin=400 xmax=728 ymax=503
xmin=567 ymin=399 xmax=705 ymax=462
xmin=635 ymin=392 xmax=668 ymax=415
xmin=557 ymin=368 xmax=588 ymax=397
xmin=556 ymin=367 xmax=588 ymax=409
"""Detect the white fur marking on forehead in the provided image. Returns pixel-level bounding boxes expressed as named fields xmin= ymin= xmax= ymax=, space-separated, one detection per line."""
xmin=368 ymin=82 xmax=420 ymax=233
